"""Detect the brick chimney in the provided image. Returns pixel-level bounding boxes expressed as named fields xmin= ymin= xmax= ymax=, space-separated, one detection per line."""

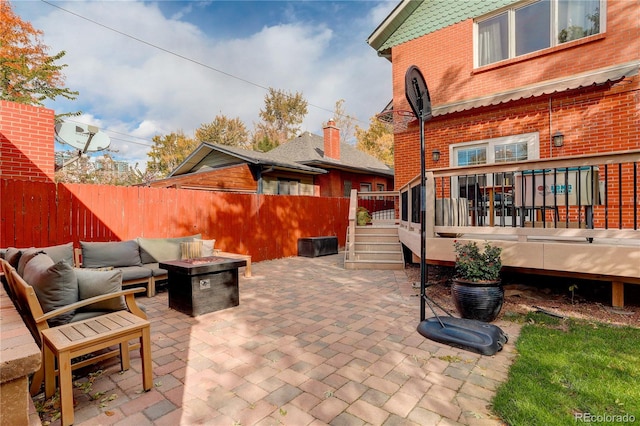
xmin=323 ymin=119 xmax=340 ymax=161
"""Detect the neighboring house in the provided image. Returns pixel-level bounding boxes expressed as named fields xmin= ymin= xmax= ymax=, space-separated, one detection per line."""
xmin=150 ymin=120 xmax=394 ymax=196
xmin=368 ymin=0 xmax=639 ymax=190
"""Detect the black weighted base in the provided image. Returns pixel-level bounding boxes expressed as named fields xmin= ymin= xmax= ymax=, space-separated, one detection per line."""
xmin=417 ymin=316 xmax=508 ymax=356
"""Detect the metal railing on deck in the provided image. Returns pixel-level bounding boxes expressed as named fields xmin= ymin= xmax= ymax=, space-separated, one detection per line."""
xmin=399 ymin=150 xmax=640 ymax=242
xmin=356 ymin=190 xmax=399 ymax=224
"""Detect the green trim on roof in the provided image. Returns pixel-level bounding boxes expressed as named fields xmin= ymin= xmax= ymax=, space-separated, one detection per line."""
xmin=376 ymin=0 xmax=515 ymax=53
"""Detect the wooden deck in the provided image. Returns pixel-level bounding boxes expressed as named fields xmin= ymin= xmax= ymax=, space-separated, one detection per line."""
xmin=391 ymin=151 xmax=640 ymax=308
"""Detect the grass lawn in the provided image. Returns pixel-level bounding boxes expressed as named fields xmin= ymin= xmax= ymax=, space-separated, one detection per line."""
xmin=493 ymin=313 xmax=640 ymax=426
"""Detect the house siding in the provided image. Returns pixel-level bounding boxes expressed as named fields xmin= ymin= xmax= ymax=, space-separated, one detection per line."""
xmin=192 ymin=152 xmax=246 ymax=170
xmin=149 ymin=163 xmax=258 ymax=192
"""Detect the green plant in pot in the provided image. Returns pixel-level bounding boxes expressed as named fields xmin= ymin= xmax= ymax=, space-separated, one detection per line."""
xmin=451 ymin=240 xmax=504 ymax=322
xmin=356 ymin=206 xmax=372 ymax=226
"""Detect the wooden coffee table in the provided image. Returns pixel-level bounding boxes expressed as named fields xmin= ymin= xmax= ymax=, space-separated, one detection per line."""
xmin=159 ymin=256 xmax=247 ymax=316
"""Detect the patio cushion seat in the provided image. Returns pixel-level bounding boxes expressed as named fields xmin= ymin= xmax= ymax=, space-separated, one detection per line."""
xmin=141 ymin=263 xmax=167 ymax=277
xmin=116 ymin=266 xmax=153 ymax=281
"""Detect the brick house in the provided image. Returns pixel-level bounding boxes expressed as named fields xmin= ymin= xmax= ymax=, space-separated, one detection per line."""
xmin=367 ymin=0 xmax=639 ymax=191
xmin=150 ymin=120 xmax=394 ymax=197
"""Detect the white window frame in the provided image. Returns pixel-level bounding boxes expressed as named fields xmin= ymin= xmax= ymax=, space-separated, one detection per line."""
xmin=450 ymin=132 xmax=540 ymax=196
xmin=474 ymin=0 xmax=606 ymax=68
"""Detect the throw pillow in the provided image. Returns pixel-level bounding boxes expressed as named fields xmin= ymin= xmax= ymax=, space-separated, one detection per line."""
xmin=137 ymin=234 xmax=202 ymax=263
xmin=22 ymin=254 xmax=79 ymax=327
xmin=4 ymin=247 xmax=22 ymax=268
xmin=180 ymin=241 xmax=203 ymax=259
xmin=41 ymin=242 xmax=75 ymax=266
xmin=75 ymin=268 xmax=127 ymax=312
xmin=80 ymin=240 xmax=143 ymax=268
xmin=17 ymin=248 xmax=39 ymax=277
xmin=194 ymin=238 xmax=216 ymax=256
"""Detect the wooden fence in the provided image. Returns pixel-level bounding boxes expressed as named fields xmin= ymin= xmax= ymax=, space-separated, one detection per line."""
xmin=1 ymin=179 xmax=350 ymax=262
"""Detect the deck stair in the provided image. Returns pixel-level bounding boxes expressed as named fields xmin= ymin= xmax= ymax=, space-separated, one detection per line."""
xmin=344 ymin=224 xmax=404 ymax=270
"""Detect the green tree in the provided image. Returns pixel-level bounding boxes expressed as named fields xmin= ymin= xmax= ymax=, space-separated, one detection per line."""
xmin=251 ymin=133 xmax=278 ymax=153
xmin=146 ymin=131 xmax=198 ymax=178
xmin=0 ymin=0 xmax=78 ymax=106
xmin=252 ymin=87 xmax=307 ymax=150
xmin=355 ymin=116 xmax=394 ymax=166
xmin=195 ymin=115 xmax=249 ymax=148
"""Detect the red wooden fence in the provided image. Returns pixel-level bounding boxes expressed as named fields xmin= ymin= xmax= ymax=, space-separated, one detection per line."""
xmin=1 ymin=179 xmax=350 ymax=262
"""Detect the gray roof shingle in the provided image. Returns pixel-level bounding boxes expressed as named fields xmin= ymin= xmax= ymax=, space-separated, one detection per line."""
xmin=267 ymin=131 xmax=393 ymax=176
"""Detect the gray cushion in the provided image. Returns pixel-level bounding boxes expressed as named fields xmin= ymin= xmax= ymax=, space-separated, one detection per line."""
xmin=17 ymin=248 xmax=39 ymax=277
xmin=81 ymin=240 xmax=142 ymax=268
xmin=41 ymin=242 xmax=74 ymax=266
xmin=22 ymin=254 xmax=78 ymax=327
xmin=6 ymin=243 xmax=74 ymax=269
xmin=75 ymin=268 xmax=127 ymax=312
xmin=117 ymin=266 xmax=152 ymax=281
xmin=137 ymin=234 xmax=202 ymax=263
xmin=4 ymin=247 xmax=22 ymax=268
xmin=141 ymin=263 xmax=168 ymax=277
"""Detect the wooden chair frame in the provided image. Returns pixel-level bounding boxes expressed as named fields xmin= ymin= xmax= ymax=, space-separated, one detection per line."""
xmin=1 ymin=259 xmax=149 ymax=396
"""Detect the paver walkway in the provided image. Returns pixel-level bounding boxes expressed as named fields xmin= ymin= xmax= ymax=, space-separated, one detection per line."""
xmin=38 ymin=254 xmax=520 ymax=425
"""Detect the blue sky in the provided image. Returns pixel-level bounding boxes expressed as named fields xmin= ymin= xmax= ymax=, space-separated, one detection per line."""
xmin=12 ymin=0 xmax=396 ymax=169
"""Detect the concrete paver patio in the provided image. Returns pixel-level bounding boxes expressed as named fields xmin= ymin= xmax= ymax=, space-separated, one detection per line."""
xmin=38 ymin=254 xmax=520 ymax=425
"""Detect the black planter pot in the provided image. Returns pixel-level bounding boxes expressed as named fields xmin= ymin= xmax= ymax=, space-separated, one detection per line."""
xmin=451 ymin=279 xmax=504 ymax=322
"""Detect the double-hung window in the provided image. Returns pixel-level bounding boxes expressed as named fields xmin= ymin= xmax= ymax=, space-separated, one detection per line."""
xmin=452 ymin=133 xmax=539 ymax=197
xmin=476 ymin=0 xmax=604 ymax=67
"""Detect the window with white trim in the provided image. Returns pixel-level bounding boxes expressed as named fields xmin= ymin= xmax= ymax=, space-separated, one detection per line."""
xmin=451 ymin=133 xmax=539 ymax=195
xmin=475 ymin=0 xmax=604 ymax=67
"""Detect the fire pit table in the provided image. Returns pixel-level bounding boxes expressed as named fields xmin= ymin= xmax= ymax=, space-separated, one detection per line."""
xmin=159 ymin=256 xmax=247 ymax=317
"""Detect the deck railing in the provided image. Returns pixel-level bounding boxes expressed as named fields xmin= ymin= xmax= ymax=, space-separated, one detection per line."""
xmin=346 ymin=190 xmax=400 ymax=262
xmin=399 ymin=150 xmax=640 ymax=243
xmin=356 ymin=190 xmax=399 ymax=224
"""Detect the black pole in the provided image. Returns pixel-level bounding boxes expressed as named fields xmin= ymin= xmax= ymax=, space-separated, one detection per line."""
xmin=419 ymin=110 xmax=426 ymax=321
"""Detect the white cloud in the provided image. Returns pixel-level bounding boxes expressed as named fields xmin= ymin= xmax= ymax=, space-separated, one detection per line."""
xmin=19 ymin=1 xmax=392 ymax=168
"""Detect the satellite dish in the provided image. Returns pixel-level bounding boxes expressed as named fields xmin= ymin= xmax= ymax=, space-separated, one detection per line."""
xmin=405 ymin=65 xmax=432 ymax=122
xmin=55 ymin=122 xmax=111 ymax=153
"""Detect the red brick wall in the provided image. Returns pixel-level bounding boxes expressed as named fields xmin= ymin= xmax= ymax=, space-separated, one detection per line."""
xmin=391 ymin=0 xmax=640 ymax=112
xmin=390 ymin=0 xmax=640 ymax=190
xmin=323 ymin=120 xmax=340 ymax=160
xmin=0 ymin=101 xmax=55 ymax=181
xmin=394 ymin=79 xmax=640 ymax=190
